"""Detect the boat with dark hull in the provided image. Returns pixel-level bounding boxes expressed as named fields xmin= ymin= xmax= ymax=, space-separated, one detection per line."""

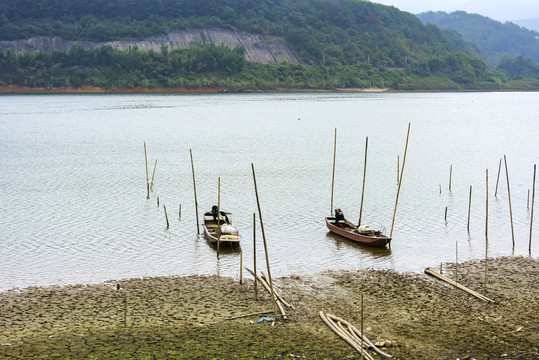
xmin=203 ymin=206 xmax=240 ymax=245
xmin=325 ymin=209 xmax=391 ymax=247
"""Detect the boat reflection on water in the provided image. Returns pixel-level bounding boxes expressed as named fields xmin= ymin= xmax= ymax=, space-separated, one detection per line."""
xmin=325 ymin=232 xmax=392 ymax=257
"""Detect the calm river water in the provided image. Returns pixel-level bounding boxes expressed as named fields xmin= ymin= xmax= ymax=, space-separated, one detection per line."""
xmin=0 ymin=92 xmax=537 ymax=290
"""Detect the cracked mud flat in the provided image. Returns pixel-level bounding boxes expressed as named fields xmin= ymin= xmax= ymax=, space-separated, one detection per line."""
xmin=0 ymin=256 xmax=537 ymax=359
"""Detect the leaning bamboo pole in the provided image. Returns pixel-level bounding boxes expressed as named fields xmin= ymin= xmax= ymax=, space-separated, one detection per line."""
xmin=251 ymin=163 xmax=278 ymax=319
xmin=164 ymin=204 xmax=169 ymax=229
xmin=530 ymin=164 xmax=536 ymax=255
xmin=330 ymin=128 xmax=337 ymax=216
xmin=425 ymin=268 xmax=495 ymax=303
xmin=390 ymin=122 xmax=411 ymax=238
xmin=217 ymin=177 xmax=221 ymax=259
xmin=485 ymin=169 xmax=489 ymax=287
xmin=358 ymin=137 xmax=368 ymax=226
xmin=245 ymin=267 xmax=291 ymax=309
xmin=467 ymin=185 xmax=472 ymax=233
xmin=504 ymin=155 xmax=515 ymax=249
xmin=495 ymin=158 xmax=502 ymax=197
xmin=190 ymin=149 xmax=200 ymax=234
xmin=319 ymin=312 xmax=375 ymax=360
xmin=253 ymin=213 xmax=257 ymax=299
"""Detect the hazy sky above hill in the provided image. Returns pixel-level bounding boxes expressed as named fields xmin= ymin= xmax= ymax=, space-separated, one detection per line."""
xmin=373 ymin=0 xmax=538 ymax=22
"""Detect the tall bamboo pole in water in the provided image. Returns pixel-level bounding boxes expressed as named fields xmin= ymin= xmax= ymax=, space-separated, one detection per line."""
xmin=330 ymin=128 xmax=337 ymax=216
xmin=390 ymin=123 xmax=411 ymax=238
xmin=504 ymin=155 xmax=515 ymax=249
xmin=467 ymin=185 xmax=472 ymax=233
xmin=190 ymin=149 xmax=200 ymax=234
xmin=217 ymin=177 xmax=221 ymax=259
xmin=358 ymin=137 xmax=368 ymax=226
xmin=253 ymin=212 xmax=257 ymax=300
xmin=397 ymin=155 xmax=400 ymax=185
xmin=495 ymin=158 xmax=502 ymax=197
xmin=164 ymin=204 xmax=169 ymax=229
xmin=251 ymin=163 xmax=278 ymax=319
xmin=530 ymin=164 xmax=536 ymax=255
xmin=485 ymin=169 xmax=489 ymax=287
xmin=144 ymin=142 xmax=149 ymax=199
xmin=449 ymin=165 xmax=452 ymax=191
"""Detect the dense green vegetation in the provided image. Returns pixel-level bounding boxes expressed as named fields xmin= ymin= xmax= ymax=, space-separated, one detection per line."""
xmin=418 ymin=11 xmax=539 ymax=68
xmin=0 ymin=0 xmax=537 ymax=90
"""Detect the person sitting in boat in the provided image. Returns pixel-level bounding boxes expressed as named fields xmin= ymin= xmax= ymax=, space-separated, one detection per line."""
xmin=335 ymin=208 xmax=345 ymax=224
xmin=211 ymin=206 xmax=227 ymax=221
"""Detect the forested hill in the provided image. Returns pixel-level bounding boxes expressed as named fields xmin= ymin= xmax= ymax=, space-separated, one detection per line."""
xmin=417 ymin=11 xmax=539 ymax=68
xmin=1 ymin=0 xmax=538 ymax=91
xmin=0 ymin=0 xmax=453 ymax=68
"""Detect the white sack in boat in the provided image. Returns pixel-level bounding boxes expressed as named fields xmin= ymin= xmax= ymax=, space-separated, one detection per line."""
xmin=220 ymin=224 xmax=239 ymax=235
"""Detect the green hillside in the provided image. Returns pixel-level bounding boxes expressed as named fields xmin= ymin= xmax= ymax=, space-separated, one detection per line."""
xmin=0 ymin=0 xmax=536 ymax=91
xmin=418 ymin=11 xmax=539 ymax=68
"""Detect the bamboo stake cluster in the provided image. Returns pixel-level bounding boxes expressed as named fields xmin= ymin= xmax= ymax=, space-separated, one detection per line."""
xmin=425 ymin=267 xmax=495 ymax=303
xmin=319 ymin=312 xmax=392 ymax=359
xmin=245 ymin=267 xmax=290 ymax=320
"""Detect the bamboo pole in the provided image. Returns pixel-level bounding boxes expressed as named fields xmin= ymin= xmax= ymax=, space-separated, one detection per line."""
xmin=179 ymin=204 xmax=181 ymax=219
xmin=240 ymin=250 xmax=243 ymax=284
xmin=251 ymin=163 xmax=278 ymax=319
xmin=425 ymin=268 xmax=495 ymax=303
xmin=455 ymin=240 xmax=458 ymax=283
xmin=390 ymin=122 xmax=410 ymax=238
xmin=253 ymin=212 xmax=257 ymax=299
xmin=150 ymin=159 xmax=157 ymax=190
xmin=467 ymin=185 xmax=472 ymax=232
xmin=123 ymin=294 xmax=128 ymax=327
xmin=361 ymin=290 xmax=364 ymax=360
xmin=359 ymin=137 xmax=368 ymax=226
xmin=260 ymin=270 xmax=292 ymax=308
xmin=245 ymin=268 xmax=291 ymax=311
xmin=144 ymin=142 xmax=149 ymax=199
xmin=528 ymin=190 xmax=530 ymax=210
xmin=217 ymin=177 xmax=221 ymax=259
xmin=190 ymin=149 xmax=200 ymax=234
xmin=326 ymin=314 xmax=392 ymax=358
xmin=330 ymin=128 xmax=337 ymax=216
xmin=530 ymin=164 xmax=536 ymax=255
xmin=164 ymin=204 xmax=169 ymax=229
xmin=445 ymin=206 xmax=448 ymax=222
xmin=449 ymin=165 xmax=452 ymax=191
xmin=485 ymin=169 xmax=489 ymax=287
xmin=504 ymin=155 xmax=515 ymax=249
xmin=319 ymin=312 xmax=374 ymax=360
xmin=495 ymin=158 xmax=502 ymax=197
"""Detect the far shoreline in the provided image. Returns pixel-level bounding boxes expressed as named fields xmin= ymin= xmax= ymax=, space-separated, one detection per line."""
xmin=1 ymin=84 xmax=537 ymax=95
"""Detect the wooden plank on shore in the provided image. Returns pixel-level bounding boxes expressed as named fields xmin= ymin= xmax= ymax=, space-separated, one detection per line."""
xmin=425 ymin=267 xmax=495 ymax=303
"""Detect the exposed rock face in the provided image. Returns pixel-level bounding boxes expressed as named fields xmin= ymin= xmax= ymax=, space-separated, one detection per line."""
xmin=0 ymin=28 xmax=301 ymax=64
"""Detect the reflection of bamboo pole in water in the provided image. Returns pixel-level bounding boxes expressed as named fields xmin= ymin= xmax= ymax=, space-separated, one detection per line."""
xmin=251 ymin=163 xmax=278 ymax=319
xmin=390 ymin=122 xmax=410 ymax=238
xmin=504 ymin=155 xmax=515 ymax=249
xmin=467 ymin=185 xmax=472 ymax=233
xmin=358 ymin=137 xmax=368 ymax=226
xmin=530 ymin=164 xmax=536 ymax=255
xmin=330 ymin=128 xmax=337 ymax=216
xmin=495 ymin=158 xmax=502 ymax=197
xmin=190 ymin=149 xmax=199 ymax=235
xmin=449 ymin=165 xmax=452 ymax=191
xmin=150 ymin=159 xmax=157 ymax=190
xmin=485 ymin=169 xmax=488 ymax=287
xmin=144 ymin=142 xmax=149 ymax=199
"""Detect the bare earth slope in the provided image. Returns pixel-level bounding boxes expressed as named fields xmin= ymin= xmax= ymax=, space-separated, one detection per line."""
xmin=0 ymin=28 xmax=301 ymax=64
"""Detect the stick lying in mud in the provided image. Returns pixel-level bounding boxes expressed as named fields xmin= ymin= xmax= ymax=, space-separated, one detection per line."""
xmin=319 ymin=312 xmax=392 ymax=360
xmin=325 ymin=314 xmax=393 ymax=359
xmin=424 ymin=268 xmax=495 ymax=303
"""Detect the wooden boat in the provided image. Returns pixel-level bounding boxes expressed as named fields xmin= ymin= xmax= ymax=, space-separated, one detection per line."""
xmin=203 ymin=206 xmax=240 ymax=244
xmin=325 ymin=209 xmax=391 ymax=247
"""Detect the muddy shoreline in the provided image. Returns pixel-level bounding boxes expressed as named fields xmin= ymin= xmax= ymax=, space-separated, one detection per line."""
xmin=1 ymin=256 xmax=537 ymax=359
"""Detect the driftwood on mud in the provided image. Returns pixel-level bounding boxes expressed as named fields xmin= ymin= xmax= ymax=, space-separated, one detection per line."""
xmin=425 ymin=267 xmax=495 ymax=303
xmin=319 ymin=312 xmax=390 ymax=360
xmin=245 ymin=267 xmax=290 ymax=320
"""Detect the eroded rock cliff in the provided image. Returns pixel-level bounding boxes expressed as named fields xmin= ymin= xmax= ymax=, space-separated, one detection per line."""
xmin=0 ymin=28 xmax=301 ymax=64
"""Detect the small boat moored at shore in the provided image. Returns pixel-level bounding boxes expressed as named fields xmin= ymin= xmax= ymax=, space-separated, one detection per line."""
xmin=203 ymin=205 xmax=240 ymax=244
xmin=325 ymin=208 xmax=391 ymax=247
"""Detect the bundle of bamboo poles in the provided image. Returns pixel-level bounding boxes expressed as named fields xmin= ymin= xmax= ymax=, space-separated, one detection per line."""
xmin=319 ymin=312 xmax=392 ymax=359
xmin=245 ymin=267 xmax=291 ymax=320
xmin=425 ymin=268 xmax=495 ymax=303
